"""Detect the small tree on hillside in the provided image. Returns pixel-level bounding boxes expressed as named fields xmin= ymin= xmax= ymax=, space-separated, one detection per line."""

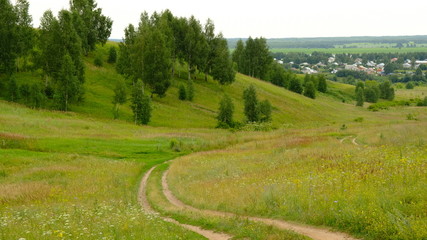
xmin=7 ymin=77 xmax=19 ymax=102
xmin=108 ymin=46 xmax=117 ymax=64
xmin=356 ymin=88 xmax=364 ymax=107
xmin=55 ymin=54 xmax=80 ymax=111
xmin=112 ymin=78 xmax=127 ymax=119
xmin=178 ymin=84 xmax=186 ymax=100
xmin=317 ymin=74 xmax=327 ymax=93
xmin=379 ymin=81 xmax=395 ymax=101
xmin=29 ymin=83 xmax=45 ymax=109
xmin=243 ymin=85 xmax=259 ymax=122
xmin=217 ymin=94 xmax=234 ymax=128
xmin=289 ymin=77 xmax=303 ymax=94
xmin=131 ymin=80 xmax=151 ymax=125
xmin=258 ymin=99 xmax=272 ymax=122
xmin=187 ymin=79 xmax=194 ymax=101
xmin=303 ymin=81 xmax=316 ymax=99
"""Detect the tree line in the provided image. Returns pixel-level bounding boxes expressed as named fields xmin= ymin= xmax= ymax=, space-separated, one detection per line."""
xmin=114 ymin=10 xmax=235 ymax=124
xmin=0 ymin=0 xmax=112 ymax=111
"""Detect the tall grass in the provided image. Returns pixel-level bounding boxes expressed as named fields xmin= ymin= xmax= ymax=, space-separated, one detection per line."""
xmin=168 ymin=121 xmax=427 ymax=240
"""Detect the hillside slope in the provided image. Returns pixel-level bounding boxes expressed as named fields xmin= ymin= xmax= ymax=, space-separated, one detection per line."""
xmin=63 ymin=43 xmax=365 ymax=128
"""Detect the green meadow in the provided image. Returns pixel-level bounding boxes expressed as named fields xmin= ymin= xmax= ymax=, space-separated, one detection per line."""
xmin=1 ymin=42 xmax=427 ymax=239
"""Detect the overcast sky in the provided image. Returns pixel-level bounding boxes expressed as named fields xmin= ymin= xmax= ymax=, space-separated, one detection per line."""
xmin=22 ymin=0 xmax=427 ymax=39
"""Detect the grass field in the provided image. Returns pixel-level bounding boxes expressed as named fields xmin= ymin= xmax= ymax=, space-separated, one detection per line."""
xmin=168 ymin=116 xmax=427 ymax=239
xmin=2 ymin=41 xmax=427 ymax=239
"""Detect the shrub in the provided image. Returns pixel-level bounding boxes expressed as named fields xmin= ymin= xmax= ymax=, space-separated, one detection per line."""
xmin=243 ymin=85 xmax=259 ymax=122
xmin=406 ymin=113 xmax=418 ymax=120
xmin=178 ymin=84 xmax=186 ymax=100
xmin=258 ymin=99 xmax=272 ymax=122
xmin=108 ymin=46 xmax=117 ymax=64
xmin=94 ymin=55 xmax=103 ymax=67
xmin=187 ymin=80 xmax=194 ymax=101
xmin=217 ymin=94 xmax=234 ymax=128
xmin=169 ymin=139 xmax=182 ymax=152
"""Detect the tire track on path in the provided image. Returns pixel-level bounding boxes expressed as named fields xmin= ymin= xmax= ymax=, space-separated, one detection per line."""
xmin=162 ymin=169 xmax=360 ymax=240
xmin=138 ymin=166 xmax=232 ymax=240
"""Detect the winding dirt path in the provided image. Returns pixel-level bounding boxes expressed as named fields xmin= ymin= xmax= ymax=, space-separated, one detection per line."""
xmin=138 ymin=166 xmax=232 ymax=240
xmin=340 ymin=136 xmax=359 ymax=146
xmin=162 ymin=170 xmax=360 ymax=240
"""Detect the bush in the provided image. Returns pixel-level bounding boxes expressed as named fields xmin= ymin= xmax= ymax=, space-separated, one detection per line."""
xmin=94 ymin=54 xmax=103 ymax=67
xmin=241 ymin=122 xmax=275 ymax=132
xmin=187 ymin=80 xmax=194 ymax=101
xmin=406 ymin=113 xmax=418 ymax=120
xmin=353 ymin=117 xmax=364 ymax=122
xmin=243 ymin=85 xmax=259 ymax=122
xmin=178 ymin=84 xmax=186 ymax=100
xmin=217 ymin=94 xmax=234 ymax=128
xmin=169 ymin=139 xmax=182 ymax=152
xmin=108 ymin=46 xmax=117 ymax=64
xmin=7 ymin=77 xmax=20 ymax=102
xmin=258 ymin=99 xmax=272 ymax=122
xmin=406 ymin=82 xmax=415 ymax=89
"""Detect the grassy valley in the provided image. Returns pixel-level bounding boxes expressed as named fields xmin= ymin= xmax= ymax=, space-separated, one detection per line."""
xmin=1 ymin=1 xmax=427 ymax=238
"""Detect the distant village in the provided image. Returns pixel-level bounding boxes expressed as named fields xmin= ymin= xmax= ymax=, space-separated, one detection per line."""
xmin=274 ymin=56 xmax=427 ymax=75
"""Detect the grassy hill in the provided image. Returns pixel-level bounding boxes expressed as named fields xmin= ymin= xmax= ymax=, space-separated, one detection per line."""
xmin=2 ymin=42 xmax=427 ymax=239
xmin=49 ymin=42 xmax=368 ymax=129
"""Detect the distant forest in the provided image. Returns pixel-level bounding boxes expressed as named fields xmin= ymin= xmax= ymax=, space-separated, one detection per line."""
xmin=227 ymin=35 xmax=427 ymax=49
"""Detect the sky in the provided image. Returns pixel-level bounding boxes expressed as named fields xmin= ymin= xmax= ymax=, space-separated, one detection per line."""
xmin=22 ymin=0 xmax=427 ymax=39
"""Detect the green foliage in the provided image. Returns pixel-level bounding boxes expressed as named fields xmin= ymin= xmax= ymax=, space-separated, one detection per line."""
xmin=70 ymin=0 xmax=112 ymax=54
xmin=7 ymin=76 xmax=19 ymax=102
xmin=211 ymin=37 xmax=235 ymax=85
xmin=0 ymin=0 xmax=34 ymax=75
xmin=112 ymin=78 xmax=127 ymax=119
xmin=131 ymin=80 xmax=151 ymax=125
xmin=178 ymin=84 xmax=186 ymax=100
xmin=384 ymin=63 xmax=398 ymax=74
xmin=317 ymin=74 xmax=327 ymax=93
xmin=186 ymin=80 xmax=194 ymax=101
xmin=243 ymin=85 xmax=259 ymax=122
xmin=289 ymin=77 xmax=303 ymax=94
xmin=406 ymin=113 xmax=418 ymax=120
xmin=142 ymin=26 xmax=171 ymax=97
xmin=353 ymin=117 xmax=364 ymax=122
xmin=169 ymin=138 xmax=182 ymax=152
xmin=38 ymin=9 xmax=85 ymax=104
xmin=356 ymin=87 xmax=364 ymax=107
xmin=217 ymin=94 xmax=234 ymax=128
xmin=28 ymin=83 xmax=45 ymax=109
xmin=368 ymin=100 xmax=411 ymax=111
xmin=94 ymin=54 xmax=103 ymax=67
xmin=416 ymin=97 xmax=427 ymax=107
xmin=412 ymin=67 xmax=425 ymax=82
xmin=379 ymin=81 xmax=395 ymax=101
xmin=233 ymin=37 xmax=273 ymax=80
xmin=257 ymin=99 xmax=272 ymax=122
xmin=405 ymin=82 xmax=415 ymax=89
xmin=19 ymin=83 xmax=30 ymax=104
xmin=303 ymin=81 xmax=316 ymax=99
xmin=364 ymin=81 xmax=380 ymax=103
xmin=55 ymin=54 xmax=81 ymax=111
xmin=107 ymin=46 xmax=117 ymax=64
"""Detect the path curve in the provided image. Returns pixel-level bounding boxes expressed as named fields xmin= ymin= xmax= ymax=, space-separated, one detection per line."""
xmin=138 ymin=166 xmax=232 ymax=240
xmin=163 ymin=170 xmax=360 ymax=240
xmin=340 ymin=136 xmax=359 ymax=146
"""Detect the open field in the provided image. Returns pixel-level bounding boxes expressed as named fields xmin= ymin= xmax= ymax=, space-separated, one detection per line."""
xmin=2 ymin=41 xmax=427 ymax=239
xmin=168 ymin=110 xmax=427 ymax=240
